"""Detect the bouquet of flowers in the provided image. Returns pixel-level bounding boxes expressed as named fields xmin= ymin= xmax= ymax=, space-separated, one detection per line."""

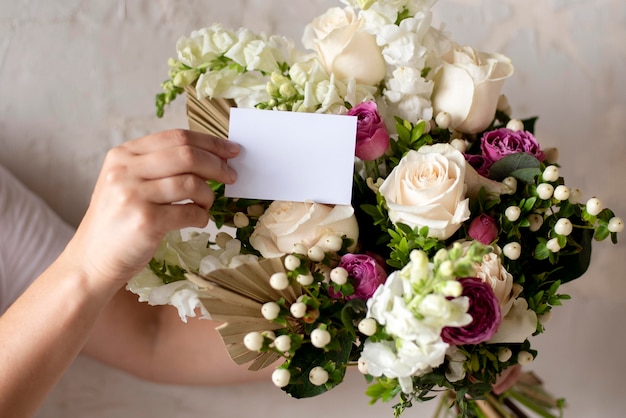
xmin=129 ymin=0 xmax=623 ymax=416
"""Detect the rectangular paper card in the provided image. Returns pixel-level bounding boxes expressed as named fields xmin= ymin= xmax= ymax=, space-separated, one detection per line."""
xmin=225 ymin=107 xmax=357 ymax=205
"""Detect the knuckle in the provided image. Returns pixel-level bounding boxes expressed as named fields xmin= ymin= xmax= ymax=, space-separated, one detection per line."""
xmin=166 ymin=129 xmax=192 ymax=146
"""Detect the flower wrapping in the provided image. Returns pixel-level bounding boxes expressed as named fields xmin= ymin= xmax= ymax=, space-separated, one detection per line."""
xmin=135 ymin=0 xmax=624 ymax=416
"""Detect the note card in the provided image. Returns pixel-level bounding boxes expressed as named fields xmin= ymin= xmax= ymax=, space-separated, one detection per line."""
xmin=225 ymin=107 xmax=357 ymax=205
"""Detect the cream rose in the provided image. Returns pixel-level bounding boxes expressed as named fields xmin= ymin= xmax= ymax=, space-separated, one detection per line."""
xmin=432 ymin=44 xmax=514 ymax=134
xmin=302 ymin=7 xmax=386 ymax=86
xmin=249 ymin=201 xmax=359 ymax=258
xmin=474 ymin=250 xmax=521 ymax=317
xmin=488 ymin=298 xmax=538 ymax=344
xmin=379 ymin=143 xmax=471 ymax=240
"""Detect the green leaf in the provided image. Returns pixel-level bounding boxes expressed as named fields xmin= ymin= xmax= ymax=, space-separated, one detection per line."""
xmin=282 ymin=331 xmax=353 ymax=398
xmin=488 ymin=153 xmax=542 ymax=181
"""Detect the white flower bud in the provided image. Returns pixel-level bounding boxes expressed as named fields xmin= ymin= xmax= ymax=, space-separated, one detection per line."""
xmin=435 ymin=111 xmax=452 ymax=129
xmin=506 ymin=119 xmax=524 ymax=131
xmin=272 ymin=368 xmax=290 ymax=387
xmin=296 ymin=273 xmax=314 ymax=286
xmin=292 ymin=243 xmax=308 ymax=255
xmin=309 ymin=366 xmax=329 ymax=386
xmin=215 ymin=232 xmax=233 ymax=249
xmin=233 ymin=212 xmax=250 ymax=228
xmin=502 ymin=176 xmax=518 ymax=193
xmin=330 ymin=267 xmax=349 ymax=285
xmin=527 ymin=214 xmax=544 ymax=232
xmin=543 ymin=147 xmax=559 ymax=164
xmin=450 ymin=138 xmax=467 ymax=152
xmin=261 ymin=302 xmax=281 ymax=320
xmin=357 ymin=318 xmax=377 ymax=336
xmin=553 ymin=185 xmax=570 ymax=201
xmin=554 ymin=218 xmax=573 ymax=236
xmin=539 ymin=310 xmax=552 ymax=325
xmin=517 ymin=351 xmax=534 ymax=365
xmin=284 ymin=255 xmax=301 ymax=271
xmin=273 ymin=335 xmax=291 ymax=352
xmin=503 ymin=242 xmax=521 ymax=260
xmin=608 ymin=217 xmax=624 ymax=233
xmin=439 ymin=260 xmax=454 ymax=278
xmin=568 ymin=188 xmax=583 ymax=204
xmin=498 ymin=347 xmax=513 ymax=362
xmin=357 ymin=357 xmax=369 ymax=374
xmin=441 ymin=280 xmax=463 ymax=298
xmin=307 ymin=245 xmax=325 ymax=262
xmin=505 ymin=206 xmax=521 ymax=222
xmin=311 ymin=328 xmax=332 ymax=348
xmin=536 ymin=183 xmax=554 ymax=200
xmin=542 ymin=165 xmax=560 ymax=182
xmin=289 ymin=302 xmax=307 ymax=319
xmin=586 ymin=197 xmax=603 ymax=216
xmin=319 ymin=234 xmax=343 ymax=252
xmin=246 ymin=204 xmax=265 ymax=217
xmin=243 ymin=332 xmax=264 ymax=352
xmin=497 ymin=94 xmax=512 ymax=115
xmin=269 ymin=272 xmax=290 ymax=290
xmin=546 ymin=238 xmax=561 ymax=253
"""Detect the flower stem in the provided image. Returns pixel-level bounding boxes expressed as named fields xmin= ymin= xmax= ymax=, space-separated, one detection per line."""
xmin=505 ymin=390 xmax=558 ymax=418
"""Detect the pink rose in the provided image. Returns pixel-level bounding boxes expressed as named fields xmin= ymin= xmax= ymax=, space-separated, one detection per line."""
xmin=329 ymin=253 xmax=387 ymax=300
xmin=348 ymin=101 xmax=390 ymax=161
xmin=470 ymin=128 xmax=545 ymax=176
xmin=441 ymin=277 xmax=501 ymax=345
xmin=468 ymin=214 xmax=499 ymax=245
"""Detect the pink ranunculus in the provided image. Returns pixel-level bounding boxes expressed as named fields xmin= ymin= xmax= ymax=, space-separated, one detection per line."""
xmin=329 ymin=253 xmax=387 ymax=300
xmin=348 ymin=101 xmax=390 ymax=161
xmin=468 ymin=214 xmax=499 ymax=245
xmin=441 ymin=277 xmax=501 ymax=345
xmin=474 ymin=128 xmax=545 ymax=176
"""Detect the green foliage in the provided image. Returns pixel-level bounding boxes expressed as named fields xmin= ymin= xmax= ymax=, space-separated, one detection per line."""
xmin=148 ymin=259 xmax=186 ymax=284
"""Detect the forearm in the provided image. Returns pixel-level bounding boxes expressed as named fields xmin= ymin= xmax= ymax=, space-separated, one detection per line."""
xmin=0 ymin=252 xmax=120 ymax=418
xmin=82 ymin=289 xmax=273 ymax=386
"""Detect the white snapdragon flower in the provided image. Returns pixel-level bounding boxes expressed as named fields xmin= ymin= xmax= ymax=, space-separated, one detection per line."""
xmin=383 ymin=66 xmax=434 ymax=124
xmin=126 ymin=231 xmax=256 ymax=322
xmin=176 ymin=24 xmax=237 ymax=68
xmin=377 ymin=14 xmax=431 ymax=68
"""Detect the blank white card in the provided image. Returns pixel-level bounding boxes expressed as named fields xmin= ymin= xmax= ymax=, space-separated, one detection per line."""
xmin=225 ymin=108 xmax=357 ymax=205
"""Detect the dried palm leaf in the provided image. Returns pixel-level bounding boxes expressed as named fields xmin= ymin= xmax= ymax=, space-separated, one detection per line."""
xmin=186 ymin=257 xmax=303 ymax=370
xmin=185 ymin=84 xmax=235 ymax=138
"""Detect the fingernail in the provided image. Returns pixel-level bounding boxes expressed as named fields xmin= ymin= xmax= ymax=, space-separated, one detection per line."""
xmin=226 ymin=141 xmax=240 ymax=154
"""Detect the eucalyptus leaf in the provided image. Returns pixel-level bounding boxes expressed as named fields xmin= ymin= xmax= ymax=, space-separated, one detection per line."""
xmin=488 ymin=153 xmax=541 ymax=181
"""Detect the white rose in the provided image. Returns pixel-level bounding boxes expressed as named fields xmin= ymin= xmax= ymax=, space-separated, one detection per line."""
xmin=379 ymin=143 xmax=471 ymax=239
xmin=432 ymin=44 xmax=514 ymax=134
xmin=474 ymin=251 xmax=521 ymax=317
xmin=249 ymin=201 xmax=359 ymax=258
xmin=302 ymin=7 xmax=386 ymax=85
xmin=488 ymin=298 xmax=538 ymax=344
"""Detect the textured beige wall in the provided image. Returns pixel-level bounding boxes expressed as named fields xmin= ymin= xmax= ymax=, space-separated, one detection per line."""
xmin=1 ymin=0 xmax=624 ymax=417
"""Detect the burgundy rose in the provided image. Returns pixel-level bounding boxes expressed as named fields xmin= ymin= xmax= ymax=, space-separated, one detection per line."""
xmin=348 ymin=101 xmax=390 ymax=161
xmin=470 ymin=128 xmax=545 ymax=176
xmin=329 ymin=253 xmax=387 ymax=300
xmin=468 ymin=214 xmax=499 ymax=244
xmin=442 ymin=277 xmax=501 ymax=345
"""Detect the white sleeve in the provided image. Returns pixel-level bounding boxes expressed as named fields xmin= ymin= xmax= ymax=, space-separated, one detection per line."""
xmin=0 ymin=165 xmax=75 ymax=314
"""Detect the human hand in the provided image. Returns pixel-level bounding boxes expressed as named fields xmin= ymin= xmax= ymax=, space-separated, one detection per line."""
xmin=65 ymin=129 xmax=239 ymax=291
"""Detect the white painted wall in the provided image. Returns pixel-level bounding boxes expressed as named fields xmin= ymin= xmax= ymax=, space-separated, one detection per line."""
xmin=1 ymin=1 xmax=624 ymax=416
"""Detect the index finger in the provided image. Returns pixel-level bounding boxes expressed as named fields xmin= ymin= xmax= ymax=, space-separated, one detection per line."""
xmin=123 ymin=129 xmax=240 ymax=159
